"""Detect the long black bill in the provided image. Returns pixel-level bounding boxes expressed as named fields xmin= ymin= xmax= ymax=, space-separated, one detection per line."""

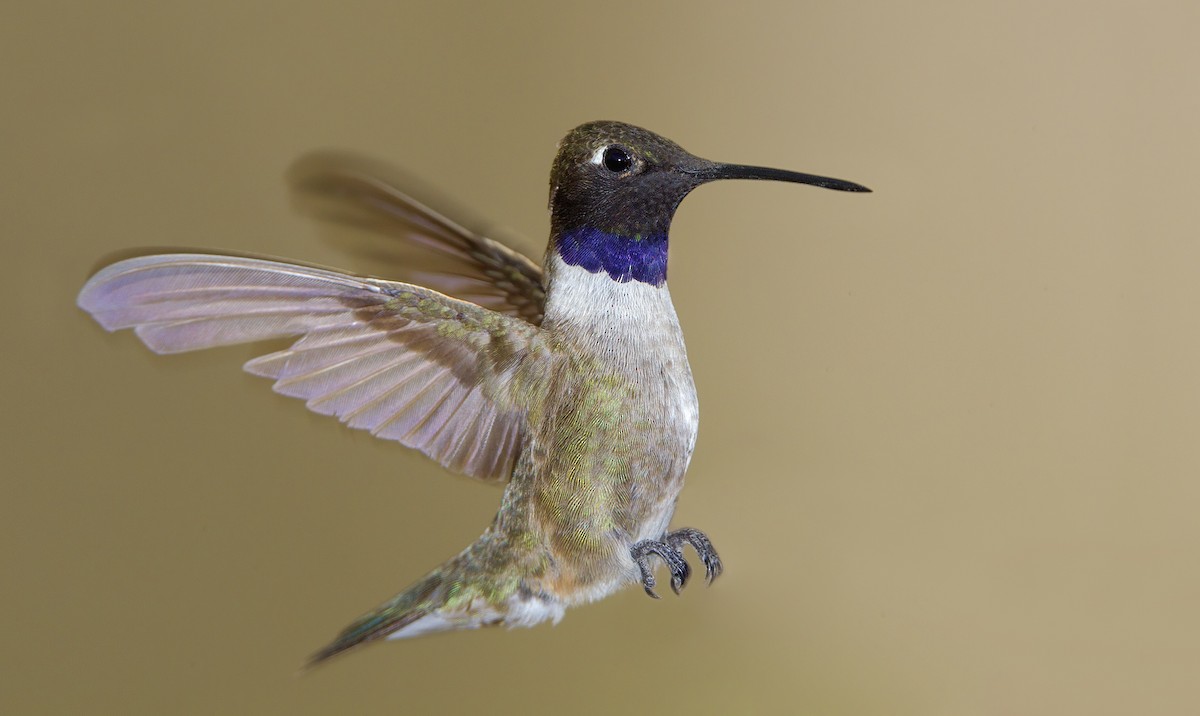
xmin=695 ymin=163 xmax=871 ymax=193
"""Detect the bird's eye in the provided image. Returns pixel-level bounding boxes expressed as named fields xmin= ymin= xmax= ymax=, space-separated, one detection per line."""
xmin=602 ymin=146 xmax=633 ymax=173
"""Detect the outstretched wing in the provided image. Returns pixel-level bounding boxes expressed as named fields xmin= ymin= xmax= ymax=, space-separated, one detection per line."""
xmin=78 ymin=254 xmax=548 ymax=483
xmin=289 ymin=151 xmax=546 ymax=324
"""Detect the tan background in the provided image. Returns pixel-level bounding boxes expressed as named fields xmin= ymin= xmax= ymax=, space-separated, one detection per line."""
xmin=4 ymin=2 xmax=1199 ymax=714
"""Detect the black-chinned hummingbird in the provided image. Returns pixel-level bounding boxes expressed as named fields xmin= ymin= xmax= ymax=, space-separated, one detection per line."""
xmin=77 ymin=121 xmax=869 ymax=664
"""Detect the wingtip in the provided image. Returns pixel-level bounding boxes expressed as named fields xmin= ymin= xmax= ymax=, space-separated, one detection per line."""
xmin=76 ymin=260 xmax=134 ymax=329
xmin=75 ymin=253 xmax=196 ymax=330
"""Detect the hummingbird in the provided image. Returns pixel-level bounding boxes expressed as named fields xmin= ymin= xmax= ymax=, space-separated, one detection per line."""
xmin=77 ymin=120 xmax=869 ymax=664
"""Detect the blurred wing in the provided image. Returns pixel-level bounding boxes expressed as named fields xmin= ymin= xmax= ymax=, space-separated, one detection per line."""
xmin=289 ymin=151 xmax=546 ymax=324
xmin=78 ymin=254 xmax=548 ymax=483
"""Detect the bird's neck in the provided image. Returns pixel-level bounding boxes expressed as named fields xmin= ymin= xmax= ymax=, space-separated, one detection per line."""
xmin=541 ymin=252 xmax=683 ymax=352
xmin=550 ymin=225 xmax=668 ymax=287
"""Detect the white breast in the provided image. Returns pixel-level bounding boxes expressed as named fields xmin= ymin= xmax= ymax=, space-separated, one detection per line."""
xmin=542 ymin=253 xmax=700 ymax=490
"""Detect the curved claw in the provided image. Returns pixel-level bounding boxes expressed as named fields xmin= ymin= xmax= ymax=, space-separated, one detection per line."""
xmin=635 ymin=557 xmax=661 ymax=599
xmin=669 ymin=556 xmax=692 ymax=595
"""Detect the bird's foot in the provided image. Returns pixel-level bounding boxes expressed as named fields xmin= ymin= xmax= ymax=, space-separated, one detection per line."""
xmin=665 ymin=527 xmax=724 ymax=585
xmin=631 ymin=527 xmax=722 ymax=599
xmin=631 ymin=539 xmax=690 ymax=598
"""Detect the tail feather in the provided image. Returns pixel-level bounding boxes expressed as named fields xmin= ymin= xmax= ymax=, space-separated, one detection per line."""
xmin=306 ymin=541 xmax=567 ymax=665
xmin=308 ymin=572 xmax=444 ymax=666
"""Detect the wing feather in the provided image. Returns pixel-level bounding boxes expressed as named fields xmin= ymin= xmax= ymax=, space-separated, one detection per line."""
xmin=78 ymin=253 xmax=548 ymax=483
xmin=289 ymin=151 xmax=547 ymax=323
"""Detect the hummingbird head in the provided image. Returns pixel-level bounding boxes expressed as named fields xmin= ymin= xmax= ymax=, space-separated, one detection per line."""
xmin=548 ymin=120 xmax=869 ymax=286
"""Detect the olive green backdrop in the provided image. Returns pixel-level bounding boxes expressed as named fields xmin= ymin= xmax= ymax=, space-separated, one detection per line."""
xmin=4 ymin=2 xmax=1199 ymax=714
